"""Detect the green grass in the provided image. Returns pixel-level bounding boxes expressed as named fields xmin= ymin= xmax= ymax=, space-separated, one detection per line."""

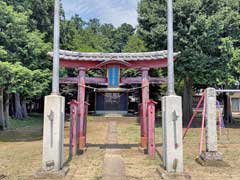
xmin=0 ymin=113 xmax=43 ymax=142
xmin=9 ymin=113 xmax=43 ymax=130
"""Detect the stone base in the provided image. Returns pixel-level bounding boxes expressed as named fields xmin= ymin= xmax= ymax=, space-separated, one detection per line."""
xmin=79 ymin=136 xmax=86 ymax=149
xmin=156 ymin=168 xmax=191 ymax=180
xmin=78 ymin=147 xmax=87 ymax=155
xmin=138 ymin=146 xmax=147 ymax=154
xmin=196 ymin=151 xmax=228 ymax=167
xmin=34 ymin=167 xmax=69 ymax=179
xmin=200 ymin=151 xmax=222 ymax=161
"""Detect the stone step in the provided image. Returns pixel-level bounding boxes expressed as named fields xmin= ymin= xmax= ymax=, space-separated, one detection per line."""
xmin=90 ymin=116 xmax=138 ymax=122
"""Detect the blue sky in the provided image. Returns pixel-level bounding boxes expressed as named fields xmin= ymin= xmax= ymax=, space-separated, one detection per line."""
xmin=61 ymin=0 xmax=139 ymax=27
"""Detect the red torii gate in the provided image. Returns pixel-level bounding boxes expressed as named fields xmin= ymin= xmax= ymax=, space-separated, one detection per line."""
xmin=48 ymin=50 xmax=178 ymax=154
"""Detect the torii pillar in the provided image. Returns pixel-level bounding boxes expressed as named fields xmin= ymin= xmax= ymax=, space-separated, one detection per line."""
xmin=141 ymin=67 xmax=149 ymax=148
xmin=78 ymin=67 xmax=86 ymax=149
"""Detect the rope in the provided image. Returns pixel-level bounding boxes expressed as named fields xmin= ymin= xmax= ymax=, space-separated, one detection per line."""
xmin=78 ymin=83 xmax=147 ymax=93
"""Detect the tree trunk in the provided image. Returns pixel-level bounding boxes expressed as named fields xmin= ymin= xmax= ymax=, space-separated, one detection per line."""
xmin=0 ymin=88 xmax=5 ymax=130
xmin=21 ymin=100 xmax=28 ymax=119
xmin=183 ymin=76 xmax=193 ymax=126
xmin=4 ymin=92 xmax=10 ymax=129
xmin=15 ymin=93 xmax=23 ymax=120
xmin=10 ymin=95 xmax=14 ymax=117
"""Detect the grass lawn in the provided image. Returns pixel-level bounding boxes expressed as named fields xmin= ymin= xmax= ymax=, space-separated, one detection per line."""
xmin=0 ymin=114 xmax=43 ymax=142
xmin=0 ymin=115 xmax=240 ymax=180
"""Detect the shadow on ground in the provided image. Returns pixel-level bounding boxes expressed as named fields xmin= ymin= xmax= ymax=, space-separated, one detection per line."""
xmin=0 ymin=128 xmax=43 ymax=142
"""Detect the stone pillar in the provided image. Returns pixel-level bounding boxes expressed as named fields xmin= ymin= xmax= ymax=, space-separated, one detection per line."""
xmin=69 ymin=100 xmax=78 ymax=156
xmin=78 ymin=67 xmax=86 ymax=149
xmin=162 ymin=95 xmax=183 ymax=172
xmin=42 ymin=95 xmax=65 ymax=171
xmin=147 ymin=100 xmax=157 ymax=156
xmin=141 ymin=68 xmax=149 ymax=148
xmin=200 ymin=88 xmax=222 ymax=161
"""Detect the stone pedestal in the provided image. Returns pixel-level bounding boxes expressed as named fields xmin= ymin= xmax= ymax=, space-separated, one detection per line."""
xmin=42 ymin=95 xmax=65 ymax=171
xmin=162 ymin=95 xmax=183 ymax=172
xmin=200 ymin=88 xmax=222 ymax=162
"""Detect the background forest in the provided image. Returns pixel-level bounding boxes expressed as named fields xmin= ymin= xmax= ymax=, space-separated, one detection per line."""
xmin=0 ymin=0 xmax=240 ymax=129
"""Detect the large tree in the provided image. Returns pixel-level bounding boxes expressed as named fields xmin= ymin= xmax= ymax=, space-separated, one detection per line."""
xmin=0 ymin=1 xmax=51 ymax=121
xmin=138 ymin=0 xmax=240 ymax=122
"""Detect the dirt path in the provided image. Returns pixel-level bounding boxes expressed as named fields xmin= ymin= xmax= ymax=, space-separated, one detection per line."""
xmin=102 ymin=121 xmax=126 ymax=180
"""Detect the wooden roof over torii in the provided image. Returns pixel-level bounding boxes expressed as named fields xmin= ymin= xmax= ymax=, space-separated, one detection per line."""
xmin=48 ymin=50 xmax=180 ymax=69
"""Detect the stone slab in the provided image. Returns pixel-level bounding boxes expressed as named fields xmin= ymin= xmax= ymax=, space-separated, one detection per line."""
xmin=101 ymin=121 xmax=126 ymax=180
xmin=196 ymin=153 xmax=229 ymax=167
xmin=156 ymin=168 xmax=191 ymax=180
xmin=34 ymin=167 xmax=69 ymax=179
xmin=102 ymin=154 xmax=126 ymax=180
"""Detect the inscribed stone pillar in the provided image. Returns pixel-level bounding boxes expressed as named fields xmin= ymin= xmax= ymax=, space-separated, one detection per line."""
xmin=78 ymin=67 xmax=86 ymax=149
xmin=205 ymin=88 xmax=217 ymax=151
xmin=42 ymin=95 xmax=65 ymax=171
xmin=162 ymin=95 xmax=183 ymax=172
xmin=200 ymin=88 xmax=222 ymax=161
xmin=141 ymin=67 xmax=149 ymax=148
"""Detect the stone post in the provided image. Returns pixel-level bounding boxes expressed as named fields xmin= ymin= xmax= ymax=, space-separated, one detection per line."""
xmin=141 ymin=68 xmax=149 ymax=148
xmin=162 ymin=95 xmax=183 ymax=172
xmin=147 ymin=100 xmax=157 ymax=156
xmin=68 ymin=100 xmax=78 ymax=156
xmin=78 ymin=67 xmax=86 ymax=149
xmin=200 ymin=88 xmax=222 ymax=161
xmin=42 ymin=95 xmax=65 ymax=171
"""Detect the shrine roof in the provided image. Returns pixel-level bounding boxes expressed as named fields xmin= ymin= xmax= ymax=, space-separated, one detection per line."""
xmin=48 ymin=50 xmax=180 ymax=61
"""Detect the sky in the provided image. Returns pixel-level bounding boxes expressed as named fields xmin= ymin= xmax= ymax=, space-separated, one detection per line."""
xmin=61 ymin=0 xmax=139 ymax=27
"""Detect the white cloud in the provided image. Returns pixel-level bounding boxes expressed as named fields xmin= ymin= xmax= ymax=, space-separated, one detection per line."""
xmin=61 ymin=0 xmax=139 ymax=27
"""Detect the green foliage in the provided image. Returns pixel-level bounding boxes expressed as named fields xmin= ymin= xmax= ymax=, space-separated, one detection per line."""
xmin=138 ymin=0 xmax=240 ymax=88
xmin=122 ymin=35 xmax=147 ymax=77
xmin=0 ymin=61 xmax=51 ymax=100
xmin=123 ymin=35 xmax=147 ymax=53
xmin=112 ymin=23 xmax=135 ymax=52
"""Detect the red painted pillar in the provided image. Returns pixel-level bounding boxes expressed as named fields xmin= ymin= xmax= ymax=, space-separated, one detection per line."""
xmin=139 ymin=103 xmax=144 ymax=139
xmin=141 ymin=67 xmax=149 ymax=148
xmin=83 ymin=102 xmax=89 ymax=147
xmin=68 ymin=100 xmax=79 ymax=156
xmin=147 ymin=100 xmax=157 ymax=156
xmin=78 ymin=67 xmax=86 ymax=149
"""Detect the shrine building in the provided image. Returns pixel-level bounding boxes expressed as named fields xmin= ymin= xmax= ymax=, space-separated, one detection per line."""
xmin=49 ymin=50 xmax=178 ymax=115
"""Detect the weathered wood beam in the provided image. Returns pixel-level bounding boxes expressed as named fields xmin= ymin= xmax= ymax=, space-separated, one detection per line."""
xmin=60 ymin=77 xmax=77 ymax=84
xmin=121 ymin=77 xmax=167 ymax=84
xmin=149 ymin=77 xmax=168 ymax=84
xmin=60 ymin=77 xmax=107 ymax=84
xmin=59 ymin=58 xmax=174 ymax=69
xmin=60 ymin=77 xmax=167 ymax=85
